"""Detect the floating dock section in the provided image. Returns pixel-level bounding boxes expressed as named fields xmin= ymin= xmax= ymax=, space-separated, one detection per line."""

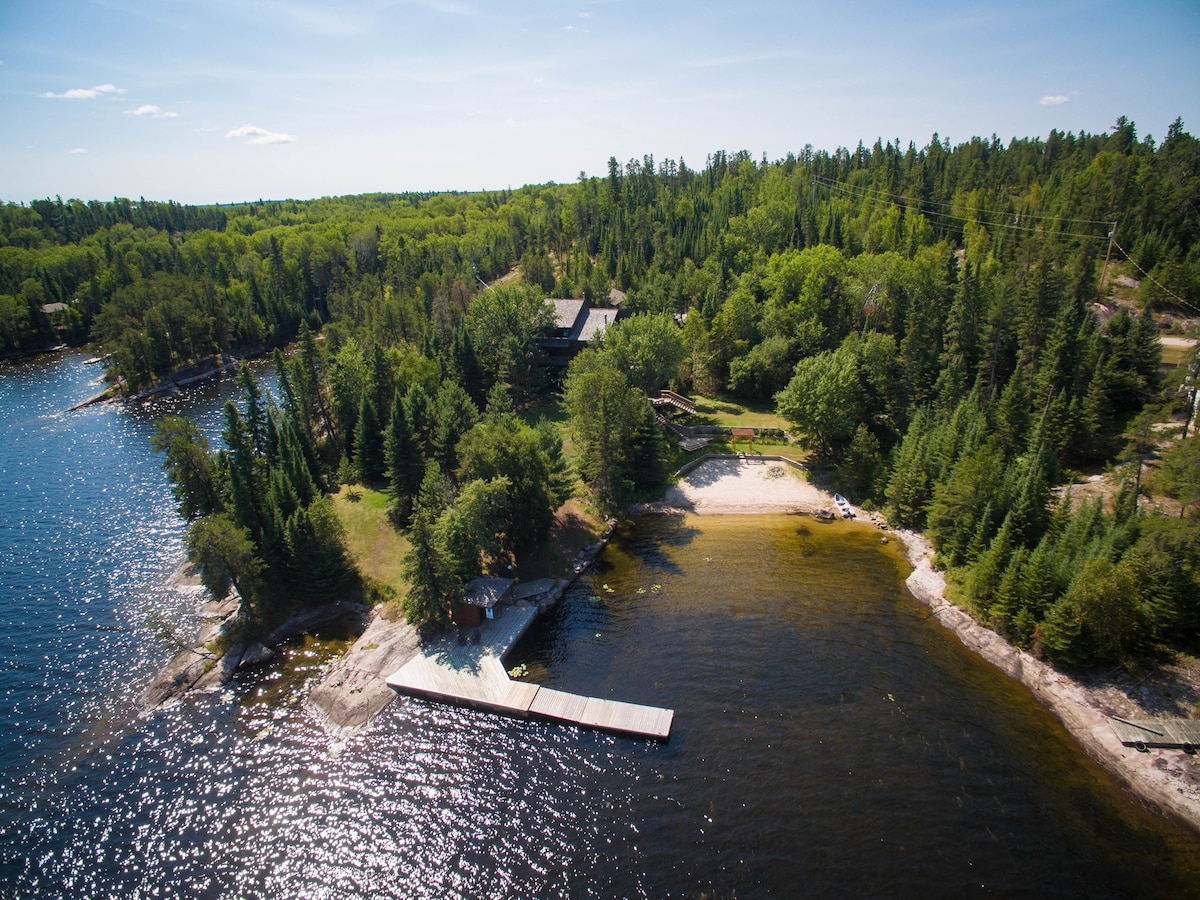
xmin=386 ymin=605 xmax=673 ymax=741
xmin=1108 ymin=716 xmax=1200 ymax=752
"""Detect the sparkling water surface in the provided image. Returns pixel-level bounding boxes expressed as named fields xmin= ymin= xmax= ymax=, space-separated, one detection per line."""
xmin=1 ymin=351 xmax=1198 ymax=898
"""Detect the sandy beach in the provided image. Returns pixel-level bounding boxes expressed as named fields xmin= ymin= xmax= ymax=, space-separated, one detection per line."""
xmin=659 ymin=456 xmax=1200 ymax=832
xmin=654 ymin=456 xmax=838 ymax=515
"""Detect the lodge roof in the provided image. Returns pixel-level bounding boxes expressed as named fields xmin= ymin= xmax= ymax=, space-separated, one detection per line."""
xmin=575 ymin=307 xmax=617 ymax=342
xmin=548 ymin=298 xmax=587 ymax=332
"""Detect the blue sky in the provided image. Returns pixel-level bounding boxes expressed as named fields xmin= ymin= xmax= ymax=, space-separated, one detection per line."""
xmin=1 ymin=0 xmax=1197 ymax=204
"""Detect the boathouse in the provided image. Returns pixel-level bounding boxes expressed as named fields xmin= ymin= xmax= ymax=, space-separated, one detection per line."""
xmin=453 ymin=576 xmax=516 ymax=627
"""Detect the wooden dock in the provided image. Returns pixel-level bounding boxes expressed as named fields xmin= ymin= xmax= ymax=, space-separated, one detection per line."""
xmin=385 ymin=606 xmax=673 ymax=741
xmin=1108 ymin=716 xmax=1200 ymax=752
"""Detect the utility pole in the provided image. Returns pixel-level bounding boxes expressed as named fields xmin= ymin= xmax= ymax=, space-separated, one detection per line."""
xmin=1183 ymin=346 xmax=1199 ymax=439
xmin=1097 ymin=220 xmax=1117 ymax=302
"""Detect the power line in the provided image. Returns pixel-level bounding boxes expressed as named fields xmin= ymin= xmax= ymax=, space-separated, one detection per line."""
xmin=912 ymin=206 xmax=1111 ymax=243
xmin=812 ymin=175 xmax=1200 ymax=317
xmin=815 ymin=178 xmax=1111 ymax=241
xmin=819 ymin=182 xmax=1110 ymax=243
xmin=1111 ymin=239 xmax=1200 ymax=316
xmin=811 ymin=174 xmax=1116 ymax=227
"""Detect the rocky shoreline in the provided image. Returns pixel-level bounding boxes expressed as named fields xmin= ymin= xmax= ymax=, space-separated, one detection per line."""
xmin=143 ymin=579 xmax=370 ymax=709
xmin=148 ymin=523 xmax=620 ymax=730
xmin=895 ymin=526 xmax=1200 ymax=833
xmin=639 ymin=457 xmax=1200 ymax=833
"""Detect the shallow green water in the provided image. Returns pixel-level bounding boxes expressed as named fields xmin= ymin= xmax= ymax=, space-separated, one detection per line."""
xmin=511 ymin=513 xmax=1200 ymax=896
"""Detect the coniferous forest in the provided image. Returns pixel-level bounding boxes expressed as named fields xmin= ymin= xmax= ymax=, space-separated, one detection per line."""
xmin=5 ymin=117 xmax=1199 ymax=665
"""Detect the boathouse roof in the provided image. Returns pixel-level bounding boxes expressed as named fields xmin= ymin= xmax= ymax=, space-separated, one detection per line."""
xmin=463 ymin=576 xmax=516 ymax=609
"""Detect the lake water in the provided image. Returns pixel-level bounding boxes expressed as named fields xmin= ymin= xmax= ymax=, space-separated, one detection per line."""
xmin=2 ymin=350 xmax=1199 ymax=898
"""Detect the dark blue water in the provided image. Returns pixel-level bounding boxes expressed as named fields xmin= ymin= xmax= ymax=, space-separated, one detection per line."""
xmin=1 ymin=351 xmax=1198 ymax=899
xmin=0 ymin=353 xmax=206 ymax=789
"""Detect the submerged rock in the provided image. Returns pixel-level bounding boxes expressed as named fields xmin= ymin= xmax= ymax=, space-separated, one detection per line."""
xmin=144 ymin=648 xmax=218 ymax=708
xmin=238 ymin=642 xmax=275 ymax=668
xmin=193 ymin=641 xmax=247 ymax=693
xmin=144 ymin=600 xmax=368 ymax=710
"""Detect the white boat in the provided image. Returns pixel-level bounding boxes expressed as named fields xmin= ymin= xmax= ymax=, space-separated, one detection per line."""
xmin=833 ymin=493 xmax=855 ymax=518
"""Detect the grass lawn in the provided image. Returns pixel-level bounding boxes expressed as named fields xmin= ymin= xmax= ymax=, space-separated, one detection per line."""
xmin=331 ymin=481 xmax=605 ymax=614
xmin=662 ymin=434 xmax=810 ymax=477
xmin=688 ymin=393 xmax=792 ymax=431
xmin=654 ymin=391 xmax=807 ymax=475
xmin=331 ymin=484 xmax=410 ymax=602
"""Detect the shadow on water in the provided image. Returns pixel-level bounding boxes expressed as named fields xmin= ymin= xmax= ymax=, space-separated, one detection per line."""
xmin=608 ymin=514 xmax=702 ymax=574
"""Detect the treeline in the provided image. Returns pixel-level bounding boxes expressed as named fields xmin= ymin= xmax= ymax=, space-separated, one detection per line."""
xmin=6 ymin=117 xmax=1197 ymax=379
xmin=38 ymin=115 xmax=1200 ymax=651
xmin=153 ymin=357 xmax=358 ymax=626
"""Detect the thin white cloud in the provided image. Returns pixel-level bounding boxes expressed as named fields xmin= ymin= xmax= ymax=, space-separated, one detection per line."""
xmin=1039 ymin=93 xmax=1073 ymax=106
xmin=41 ymin=83 xmax=125 ymax=100
xmin=406 ymin=0 xmax=476 ymax=14
xmin=261 ymin=1 xmax=370 ymax=36
xmin=225 ymin=124 xmax=297 ymax=145
xmin=682 ymin=50 xmax=803 ymax=70
xmin=126 ymin=104 xmax=178 ymax=118
xmin=67 ymin=147 xmax=87 ymax=154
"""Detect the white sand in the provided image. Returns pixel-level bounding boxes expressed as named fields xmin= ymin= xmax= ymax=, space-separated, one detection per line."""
xmin=655 ymin=457 xmax=1200 ymax=832
xmin=657 ymin=457 xmax=836 ymax=514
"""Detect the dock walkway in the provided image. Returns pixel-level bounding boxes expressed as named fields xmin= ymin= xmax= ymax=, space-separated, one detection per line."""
xmin=1108 ymin=716 xmax=1200 ymax=752
xmin=386 ymin=606 xmax=673 ymax=741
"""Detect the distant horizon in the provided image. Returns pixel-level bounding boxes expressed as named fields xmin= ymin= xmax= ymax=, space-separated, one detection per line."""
xmin=1 ymin=118 xmax=1186 ymax=209
xmin=2 ymin=0 xmax=1196 ymax=206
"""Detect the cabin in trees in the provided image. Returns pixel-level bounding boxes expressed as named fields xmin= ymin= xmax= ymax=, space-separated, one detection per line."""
xmin=540 ymin=298 xmax=631 ymax=366
xmin=452 ymin=576 xmax=516 ymax=628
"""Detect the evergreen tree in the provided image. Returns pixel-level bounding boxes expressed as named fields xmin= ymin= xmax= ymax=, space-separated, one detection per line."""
xmin=236 ymin=363 xmax=269 ymax=458
xmin=222 ymin=401 xmax=265 ymax=540
xmin=151 ymin=416 xmax=222 ymax=522
xmin=185 ymin=514 xmax=266 ymax=620
xmin=432 ymin=380 xmax=479 ymax=473
xmin=401 ymin=512 xmax=450 ymax=630
xmin=354 ymin=393 xmax=386 ymax=483
xmin=385 ymin=394 xmax=422 ymax=525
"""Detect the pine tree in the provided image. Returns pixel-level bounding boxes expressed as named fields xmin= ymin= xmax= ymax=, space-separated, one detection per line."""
xmin=385 ymin=394 xmax=422 ymax=525
xmin=222 ymin=401 xmax=265 ymax=540
xmin=354 ymin=394 xmax=386 ymax=483
xmin=451 ymin=324 xmax=485 ymax=404
xmin=885 ymin=409 xmax=934 ymax=527
xmin=989 ymin=546 xmax=1029 ymax=634
xmin=432 ymin=380 xmax=479 ymax=473
xmin=151 ymin=416 xmax=222 ymax=522
xmin=964 ymin=515 xmax=1014 ymax=616
xmin=236 ymin=363 xmax=268 ymax=458
xmin=404 ymin=383 xmax=434 ymax=456
xmin=401 ymin=512 xmax=451 ymax=630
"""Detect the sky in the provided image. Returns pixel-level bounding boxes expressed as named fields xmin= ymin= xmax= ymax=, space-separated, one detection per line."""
xmin=1 ymin=0 xmax=1198 ymax=205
